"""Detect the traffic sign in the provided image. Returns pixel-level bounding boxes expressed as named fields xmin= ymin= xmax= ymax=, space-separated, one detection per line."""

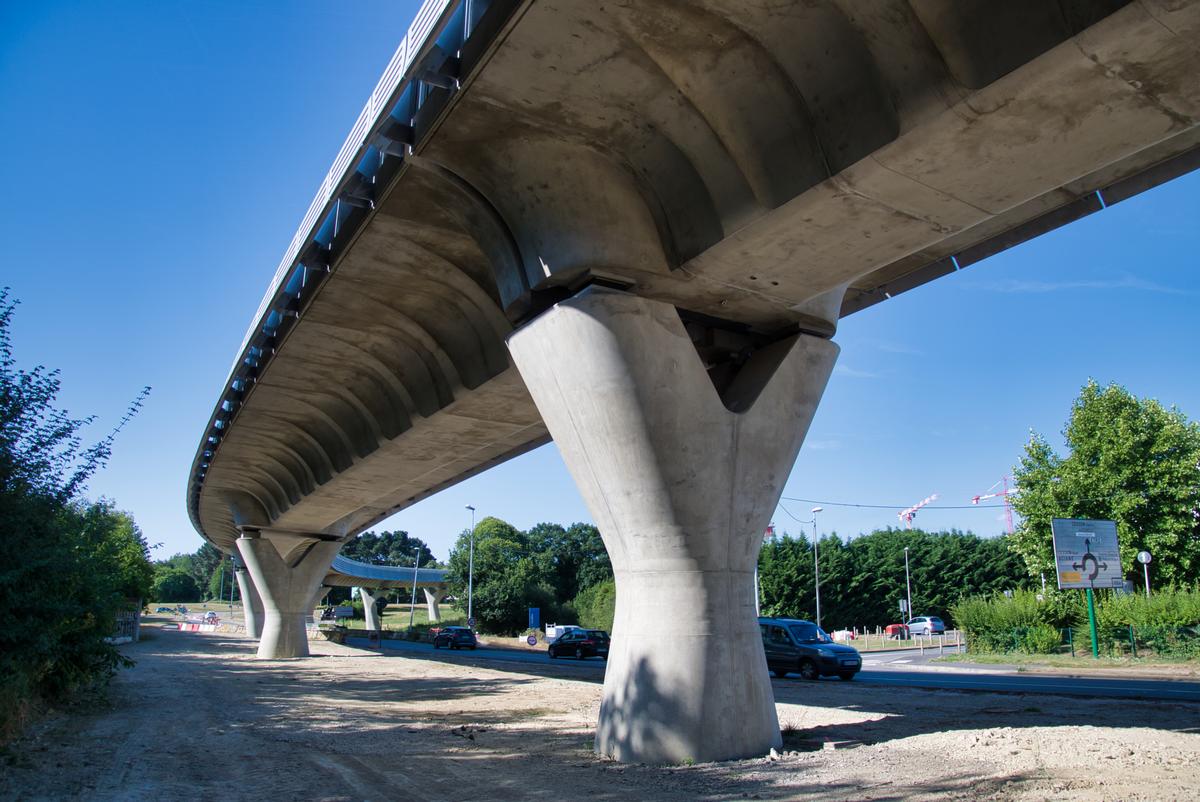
xmin=1051 ymin=518 xmax=1124 ymax=589
xmin=1137 ymin=551 xmax=1152 ymax=564
xmin=526 ymin=634 xmax=537 ymax=646
xmin=467 ymin=617 xmax=476 ymax=628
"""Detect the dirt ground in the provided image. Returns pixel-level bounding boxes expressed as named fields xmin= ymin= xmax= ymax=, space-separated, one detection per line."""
xmin=2 ymin=626 xmax=1198 ymax=801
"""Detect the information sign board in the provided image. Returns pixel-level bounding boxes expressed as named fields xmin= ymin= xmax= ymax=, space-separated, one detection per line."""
xmin=528 ymin=607 xmax=541 ymax=630
xmin=1051 ymin=518 xmax=1124 ymax=589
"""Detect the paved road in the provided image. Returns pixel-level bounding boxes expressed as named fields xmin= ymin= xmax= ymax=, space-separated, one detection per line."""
xmin=347 ymin=636 xmax=1200 ymax=702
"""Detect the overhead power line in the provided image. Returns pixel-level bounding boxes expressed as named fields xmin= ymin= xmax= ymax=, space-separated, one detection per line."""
xmin=779 ymin=495 xmax=1007 ymax=511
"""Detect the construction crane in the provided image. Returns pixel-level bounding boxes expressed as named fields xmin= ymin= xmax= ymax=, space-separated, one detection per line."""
xmin=971 ymin=476 xmax=1018 ymax=533
xmin=898 ymin=493 xmax=938 ymax=528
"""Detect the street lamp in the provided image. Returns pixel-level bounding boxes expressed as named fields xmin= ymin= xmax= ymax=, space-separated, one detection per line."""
xmin=408 ymin=547 xmax=422 ymax=628
xmin=811 ymin=506 xmax=823 ymax=629
xmin=903 ymin=546 xmax=913 ymax=624
xmin=465 ymin=505 xmax=476 ymax=628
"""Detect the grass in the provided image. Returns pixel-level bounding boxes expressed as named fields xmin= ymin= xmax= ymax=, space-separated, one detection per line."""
xmin=935 ymin=652 xmax=1200 ymax=672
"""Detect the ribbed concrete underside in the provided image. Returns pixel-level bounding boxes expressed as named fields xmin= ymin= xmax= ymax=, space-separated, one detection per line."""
xmin=194 ymin=0 xmax=1200 ymax=551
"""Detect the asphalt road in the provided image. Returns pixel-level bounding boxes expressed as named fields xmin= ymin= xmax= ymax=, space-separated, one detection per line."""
xmin=346 ymin=636 xmax=1200 ymax=702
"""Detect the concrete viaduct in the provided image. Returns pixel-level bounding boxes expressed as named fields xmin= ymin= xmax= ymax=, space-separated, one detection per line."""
xmin=189 ymin=0 xmax=1200 ymax=764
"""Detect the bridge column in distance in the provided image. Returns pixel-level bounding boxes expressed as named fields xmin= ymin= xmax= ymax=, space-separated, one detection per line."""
xmin=423 ymin=586 xmax=448 ymax=623
xmin=232 ymin=552 xmax=264 ymax=639
xmin=359 ymin=587 xmax=383 ymax=631
xmin=235 ymin=532 xmax=342 ymax=658
xmin=507 ymin=287 xmax=838 ymax=764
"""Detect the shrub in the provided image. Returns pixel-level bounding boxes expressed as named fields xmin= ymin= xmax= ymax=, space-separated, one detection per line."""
xmin=573 ymin=579 xmax=615 ymax=632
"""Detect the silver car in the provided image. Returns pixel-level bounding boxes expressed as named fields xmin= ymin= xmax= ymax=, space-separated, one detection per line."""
xmin=906 ymin=616 xmax=945 ymax=636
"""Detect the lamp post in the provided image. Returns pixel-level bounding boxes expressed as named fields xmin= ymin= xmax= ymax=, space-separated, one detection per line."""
xmin=465 ymin=505 xmax=476 ymax=627
xmin=903 ymin=546 xmax=913 ymax=624
xmin=811 ymin=506 xmax=823 ymax=629
xmin=408 ymin=547 xmax=422 ymax=628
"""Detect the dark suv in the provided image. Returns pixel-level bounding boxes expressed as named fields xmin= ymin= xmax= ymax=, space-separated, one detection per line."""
xmin=433 ymin=626 xmax=477 ymax=650
xmin=548 ymin=629 xmax=609 ymax=660
xmin=759 ymin=617 xmax=861 ymax=680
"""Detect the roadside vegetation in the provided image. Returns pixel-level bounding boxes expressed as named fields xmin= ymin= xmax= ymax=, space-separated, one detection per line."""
xmin=0 ymin=290 xmax=152 ymax=740
xmin=953 ymin=588 xmax=1200 ymax=659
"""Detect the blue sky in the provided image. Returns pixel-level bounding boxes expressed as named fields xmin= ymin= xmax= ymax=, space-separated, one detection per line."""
xmin=2 ymin=2 xmax=1197 ymax=562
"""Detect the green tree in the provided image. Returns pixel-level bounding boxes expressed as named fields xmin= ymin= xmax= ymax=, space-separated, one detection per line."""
xmin=757 ymin=527 xmax=1028 ymax=629
xmin=0 ymin=289 xmax=150 ymax=736
xmin=574 ymin=578 xmax=616 ymax=631
xmin=153 ymin=570 xmax=200 ymax=602
xmin=206 ymin=559 xmax=239 ymax=602
xmin=529 ymin=521 xmax=611 ymax=605
xmin=446 ymin=516 xmax=554 ymax=634
xmin=339 ymin=529 xmax=436 ymax=567
xmin=78 ymin=500 xmax=154 ymax=602
xmin=1011 ymin=381 xmax=1200 ymax=585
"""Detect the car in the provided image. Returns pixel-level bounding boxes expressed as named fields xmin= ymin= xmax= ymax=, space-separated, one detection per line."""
xmin=432 ymin=626 xmax=477 ymax=650
xmin=155 ymin=606 xmax=174 ymax=613
xmin=906 ymin=616 xmax=946 ymax=636
xmin=548 ymin=629 xmax=609 ymax=660
xmin=759 ymin=617 xmax=862 ymax=680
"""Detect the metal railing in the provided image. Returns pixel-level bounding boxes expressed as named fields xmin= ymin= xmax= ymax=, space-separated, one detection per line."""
xmin=235 ymin=0 xmax=459 ymax=371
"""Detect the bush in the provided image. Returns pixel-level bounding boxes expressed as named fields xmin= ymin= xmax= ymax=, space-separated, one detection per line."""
xmin=0 ymin=290 xmax=152 ymax=739
xmin=573 ymin=579 xmax=616 ymax=632
xmin=955 ymin=586 xmax=1200 ymax=657
xmin=1021 ymin=624 xmax=1063 ymax=654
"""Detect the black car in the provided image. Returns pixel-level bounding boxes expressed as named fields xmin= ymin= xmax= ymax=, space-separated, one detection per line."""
xmin=548 ymin=629 xmax=609 ymax=660
xmin=759 ymin=617 xmax=861 ymax=680
xmin=433 ymin=626 xmax=477 ymax=650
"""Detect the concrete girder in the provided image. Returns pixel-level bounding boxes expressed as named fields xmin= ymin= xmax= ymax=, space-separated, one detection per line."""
xmin=507 ymin=287 xmax=838 ymax=764
xmin=236 ymin=531 xmax=343 ymax=658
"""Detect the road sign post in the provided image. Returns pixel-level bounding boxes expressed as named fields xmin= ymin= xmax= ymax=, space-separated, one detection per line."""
xmin=1137 ymin=550 xmax=1152 ymax=598
xmin=1085 ymin=587 xmax=1099 ymax=659
xmin=1051 ymin=518 xmax=1124 ymax=660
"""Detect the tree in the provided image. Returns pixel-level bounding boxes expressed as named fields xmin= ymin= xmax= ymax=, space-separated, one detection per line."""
xmin=757 ymin=527 xmax=1028 ymax=629
xmin=77 ymin=500 xmax=154 ymax=602
xmin=1011 ymin=381 xmax=1200 ymax=585
xmin=153 ymin=570 xmax=200 ymax=602
xmin=574 ymin=578 xmax=616 ymax=631
xmin=446 ymin=516 xmax=554 ymax=634
xmin=0 ymin=289 xmax=150 ymax=736
xmin=339 ymin=529 xmax=435 ymax=567
xmin=206 ymin=560 xmax=239 ymax=602
xmin=529 ymin=521 xmax=611 ymax=604
xmin=191 ymin=543 xmax=223 ymax=599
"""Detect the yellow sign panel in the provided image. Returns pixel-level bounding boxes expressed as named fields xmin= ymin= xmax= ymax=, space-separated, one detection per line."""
xmin=1059 ymin=571 xmax=1082 ymax=584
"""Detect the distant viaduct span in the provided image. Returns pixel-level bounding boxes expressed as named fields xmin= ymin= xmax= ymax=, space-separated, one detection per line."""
xmin=189 ymin=0 xmax=1200 ymax=764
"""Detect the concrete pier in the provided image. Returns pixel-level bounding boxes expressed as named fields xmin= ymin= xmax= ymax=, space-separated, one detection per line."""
xmin=236 ymin=533 xmax=342 ymax=658
xmin=423 ymin=587 xmax=447 ymax=623
xmin=359 ymin=587 xmax=382 ymax=631
xmin=232 ymin=553 xmax=264 ymax=639
xmin=507 ymin=288 xmax=838 ymax=764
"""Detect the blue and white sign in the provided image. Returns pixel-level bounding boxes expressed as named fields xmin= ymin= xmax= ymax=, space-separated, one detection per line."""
xmin=528 ymin=607 xmax=540 ymax=630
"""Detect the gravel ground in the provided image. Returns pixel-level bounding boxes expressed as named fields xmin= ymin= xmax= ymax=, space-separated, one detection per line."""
xmin=1 ymin=627 xmax=1198 ymax=801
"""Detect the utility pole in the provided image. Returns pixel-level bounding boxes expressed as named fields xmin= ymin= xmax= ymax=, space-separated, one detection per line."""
xmin=904 ymin=546 xmax=913 ymax=623
xmin=465 ymin=505 xmax=476 ymax=628
xmin=408 ymin=547 xmax=422 ymax=628
xmin=811 ymin=506 xmax=823 ymax=629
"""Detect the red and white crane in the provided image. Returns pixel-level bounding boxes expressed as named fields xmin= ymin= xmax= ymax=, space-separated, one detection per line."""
xmin=898 ymin=493 xmax=938 ymax=528
xmin=971 ymin=476 xmax=1019 ymax=533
